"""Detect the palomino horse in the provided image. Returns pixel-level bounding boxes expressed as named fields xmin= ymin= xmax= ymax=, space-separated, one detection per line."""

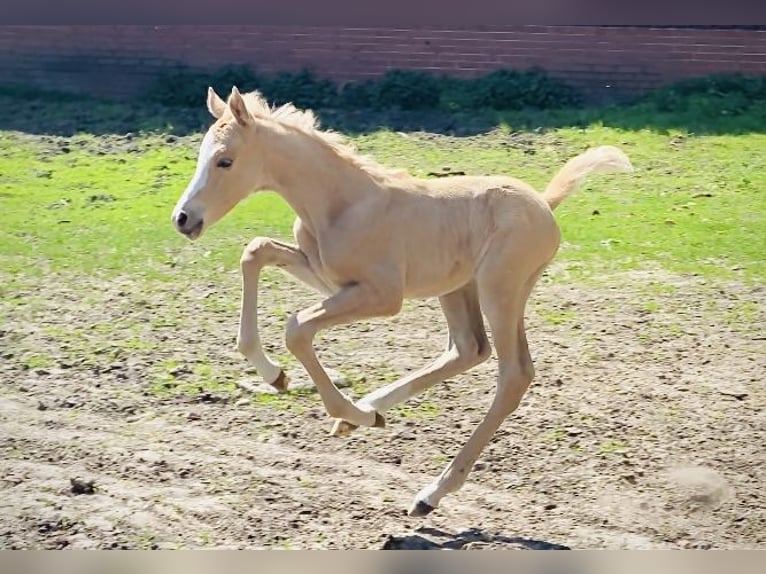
xmin=171 ymin=86 xmax=633 ymax=516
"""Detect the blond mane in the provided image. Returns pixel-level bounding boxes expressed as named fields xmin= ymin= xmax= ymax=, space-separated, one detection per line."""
xmin=240 ymin=91 xmax=413 ymax=184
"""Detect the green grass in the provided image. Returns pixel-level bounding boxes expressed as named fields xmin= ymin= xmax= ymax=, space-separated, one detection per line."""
xmin=1 ymin=96 xmax=764 ymax=289
xmin=251 ymin=391 xmax=308 ymax=414
xmin=598 ymin=439 xmax=629 ymax=455
xmin=392 ymin=399 xmax=441 ymax=420
xmin=539 ymin=308 xmax=578 ymax=326
xmin=20 ymin=352 xmax=56 ymax=370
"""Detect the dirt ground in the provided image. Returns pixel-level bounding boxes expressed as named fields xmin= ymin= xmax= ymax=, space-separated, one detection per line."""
xmin=1 ymin=264 xmax=764 ymax=550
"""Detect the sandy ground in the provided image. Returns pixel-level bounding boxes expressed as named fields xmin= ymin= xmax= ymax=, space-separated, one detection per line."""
xmin=1 ymin=264 xmax=764 ymax=549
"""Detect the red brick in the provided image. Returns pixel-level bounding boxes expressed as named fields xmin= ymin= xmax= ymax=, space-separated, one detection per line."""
xmin=0 ymin=25 xmax=764 ymax=101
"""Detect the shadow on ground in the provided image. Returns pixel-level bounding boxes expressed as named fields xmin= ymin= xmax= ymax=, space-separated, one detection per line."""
xmin=380 ymin=527 xmax=570 ymax=550
xmin=2 ymin=89 xmax=765 ymax=139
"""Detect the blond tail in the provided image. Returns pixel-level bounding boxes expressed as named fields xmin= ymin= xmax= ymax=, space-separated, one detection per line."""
xmin=542 ymin=145 xmax=634 ymax=210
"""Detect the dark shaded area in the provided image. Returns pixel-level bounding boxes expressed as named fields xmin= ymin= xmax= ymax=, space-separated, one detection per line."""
xmin=69 ymin=477 xmax=96 ymax=495
xmin=1 ymin=74 xmax=765 ymax=138
xmin=143 ymin=65 xmax=584 ymax=113
xmin=380 ymin=526 xmax=571 ymax=550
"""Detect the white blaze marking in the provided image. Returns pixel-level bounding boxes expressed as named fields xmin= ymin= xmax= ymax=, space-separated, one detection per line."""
xmin=176 ymin=130 xmax=217 ymax=209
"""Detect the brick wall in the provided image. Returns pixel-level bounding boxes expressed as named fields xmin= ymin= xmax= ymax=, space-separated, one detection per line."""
xmin=1 ymin=25 xmax=764 ymax=103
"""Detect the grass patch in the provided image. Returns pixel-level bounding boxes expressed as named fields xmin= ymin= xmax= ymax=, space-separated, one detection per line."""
xmin=146 ymin=359 xmax=239 ymax=398
xmin=542 ymin=429 xmax=567 ymax=442
xmin=598 ymin=439 xmax=629 ymax=455
xmin=1 ymin=92 xmax=764 ymax=296
xmin=725 ymin=300 xmax=759 ymax=325
xmin=539 ymin=309 xmax=578 ymax=326
xmin=392 ymin=400 xmax=441 ymax=420
xmin=20 ymin=352 xmax=56 ymax=370
xmin=251 ymin=391 xmax=307 ymax=414
xmin=641 ymin=300 xmax=661 ymax=314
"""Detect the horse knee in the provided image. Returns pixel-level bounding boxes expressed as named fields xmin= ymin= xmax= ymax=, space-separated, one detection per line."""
xmin=284 ymin=314 xmax=313 ymax=356
xmin=236 ymin=335 xmax=255 ymax=358
xmin=520 ymin=353 xmax=535 ymax=382
xmin=476 ymin=336 xmax=492 ymax=364
xmin=495 ymin=367 xmax=534 ymax=416
xmin=454 ymin=333 xmax=491 ymax=369
xmin=240 ymin=237 xmax=273 ymax=268
xmin=374 ymin=295 xmax=403 ymax=318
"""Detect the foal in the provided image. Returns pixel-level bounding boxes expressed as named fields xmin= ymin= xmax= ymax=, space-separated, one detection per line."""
xmin=171 ymin=86 xmax=633 ymax=516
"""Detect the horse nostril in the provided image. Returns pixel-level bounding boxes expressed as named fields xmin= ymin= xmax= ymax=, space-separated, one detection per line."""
xmin=176 ymin=211 xmax=188 ymax=228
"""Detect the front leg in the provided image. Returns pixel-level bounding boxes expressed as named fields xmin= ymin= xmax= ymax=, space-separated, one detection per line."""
xmin=285 ymin=282 xmax=402 ymax=428
xmin=237 ymin=236 xmax=333 ymax=391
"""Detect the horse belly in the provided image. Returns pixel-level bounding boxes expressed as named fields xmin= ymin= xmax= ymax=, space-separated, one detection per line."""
xmin=402 ymin=250 xmax=475 ymax=299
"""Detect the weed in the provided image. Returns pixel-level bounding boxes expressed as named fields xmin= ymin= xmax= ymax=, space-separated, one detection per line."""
xmin=393 ymin=400 xmax=441 ymax=420
xmin=598 ymin=439 xmax=628 ymax=454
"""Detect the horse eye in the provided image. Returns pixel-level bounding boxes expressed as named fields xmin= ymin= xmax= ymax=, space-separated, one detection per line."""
xmin=217 ymin=158 xmax=233 ymax=169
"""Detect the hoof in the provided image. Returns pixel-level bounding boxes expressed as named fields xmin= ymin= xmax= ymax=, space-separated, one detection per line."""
xmin=330 ymin=419 xmax=358 ymax=437
xmin=407 ymin=499 xmax=436 ymax=518
xmin=330 ymin=411 xmax=385 ymax=437
xmin=268 ymin=370 xmax=289 ymax=393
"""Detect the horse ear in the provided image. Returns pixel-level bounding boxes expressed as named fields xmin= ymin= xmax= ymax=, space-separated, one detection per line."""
xmin=207 ymin=87 xmax=226 ymax=119
xmin=228 ymin=86 xmax=251 ymax=126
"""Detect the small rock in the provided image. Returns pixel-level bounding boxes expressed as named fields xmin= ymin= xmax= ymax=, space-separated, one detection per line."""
xmin=198 ymin=392 xmax=225 ymax=404
xmin=70 ymin=478 xmax=96 ymax=495
xmin=236 ymin=380 xmax=278 ymax=395
xmin=462 ymin=541 xmax=494 ymax=550
xmin=391 ymin=431 xmax=415 ymax=441
xmin=381 ymin=534 xmax=438 ymax=550
xmin=170 ymin=366 xmax=192 ymax=377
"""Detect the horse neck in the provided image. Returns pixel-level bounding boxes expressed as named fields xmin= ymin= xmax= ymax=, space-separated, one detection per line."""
xmin=261 ymin=125 xmax=378 ymax=233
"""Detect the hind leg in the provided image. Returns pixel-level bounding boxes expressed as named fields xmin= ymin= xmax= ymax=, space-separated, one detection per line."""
xmin=285 ymin=280 xmax=404 ymax=428
xmin=331 ymin=281 xmax=490 ymax=436
xmin=408 ymin=263 xmax=545 ymax=516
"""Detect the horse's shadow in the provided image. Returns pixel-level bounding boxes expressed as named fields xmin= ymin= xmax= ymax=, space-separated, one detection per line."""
xmin=381 ymin=526 xmax=570 ymax=550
